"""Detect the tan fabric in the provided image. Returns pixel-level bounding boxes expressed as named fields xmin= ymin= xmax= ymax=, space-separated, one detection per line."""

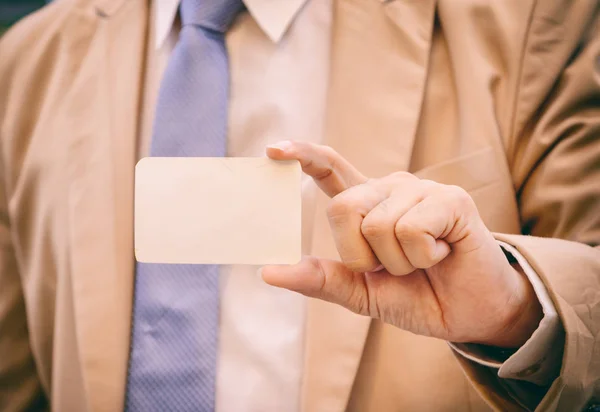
xmin=0 ymin=0 xmax=599 ymax=412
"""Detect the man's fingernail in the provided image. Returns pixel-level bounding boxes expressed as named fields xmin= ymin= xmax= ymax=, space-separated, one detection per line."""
xmin=267 ymin=141 xmax=293 ymax=152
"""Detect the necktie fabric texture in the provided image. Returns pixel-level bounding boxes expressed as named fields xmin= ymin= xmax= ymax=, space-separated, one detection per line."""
xmin=126 ymin=1 xmax=244 ymax=410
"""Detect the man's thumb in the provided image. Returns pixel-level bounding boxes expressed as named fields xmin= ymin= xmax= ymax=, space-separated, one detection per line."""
xmin=260 ymin=257 xmax=371 ymax=316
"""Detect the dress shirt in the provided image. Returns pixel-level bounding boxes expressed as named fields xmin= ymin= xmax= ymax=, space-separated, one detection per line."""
xmin=138 ymin=1 xmax=564 ymax=410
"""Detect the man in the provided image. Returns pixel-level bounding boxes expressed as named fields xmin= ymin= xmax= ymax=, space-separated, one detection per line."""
xmin=0 ymin=0 xmax=598 ymax=411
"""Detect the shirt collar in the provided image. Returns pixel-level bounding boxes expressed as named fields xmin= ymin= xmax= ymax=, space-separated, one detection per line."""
xmin=154 ymin=0 xmax=308 ymax=49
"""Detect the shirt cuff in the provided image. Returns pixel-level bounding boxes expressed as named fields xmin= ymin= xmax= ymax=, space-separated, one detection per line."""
xmin=449 ymin=241 xmax=564 ymax=386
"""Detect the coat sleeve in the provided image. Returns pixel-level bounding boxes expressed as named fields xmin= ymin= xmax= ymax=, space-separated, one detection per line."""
xmin=458 ymin=3 xmax=600 ymax=411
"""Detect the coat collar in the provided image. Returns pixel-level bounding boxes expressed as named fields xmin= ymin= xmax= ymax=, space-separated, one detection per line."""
xmin=65 ymin=0 xmax=147 ymax=410
xmin=93 ymin=0 xmax=130 ymax=17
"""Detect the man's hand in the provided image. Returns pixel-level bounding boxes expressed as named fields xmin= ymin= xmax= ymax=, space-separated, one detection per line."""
xmin=262 ymin=141 xmax=543 ymax=348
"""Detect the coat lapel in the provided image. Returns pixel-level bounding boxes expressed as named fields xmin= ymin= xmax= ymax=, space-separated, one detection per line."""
xmin=66 ymin=0 xmax=147 ymax=410
xmin=301 ymin=1 xmax=437 ymax=410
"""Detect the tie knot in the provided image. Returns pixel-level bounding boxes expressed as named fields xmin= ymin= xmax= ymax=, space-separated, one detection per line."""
xmin=180 ymin=0 xmax=245 ymax=33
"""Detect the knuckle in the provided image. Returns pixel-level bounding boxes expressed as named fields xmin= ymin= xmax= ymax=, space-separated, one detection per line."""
xmin=394 ymin=220 xmax=420 ymax=242
xmin=360 ymin=215 xmax=388 ymax=240
xmin=446 ymin=185 xmax=475 ymax=209
xmin=449 ymin=184 xmax=469 ymax=197
xmin=384 ymin=172 xmax=417 ymax=190
xmin=348 ymin=279 xmax=370 ymax=316
xmin=389 ymin=171 xmax=415 ymax=181
xmin=304 ymin=255 xmax=322 ymax=273
xmin=320 ymin=146 xmax=341 ymax=171
xmin=417 ymin=247 xmax=438 ymax=268
xmin=419 ymin=179 xmax=440 ymax=192
xmin=326 ymin=196 xmax=354 ymax=221
xmin=302 ymin=256 xmax=327 ymax=294
xmin=300 ymin=141 xmax=317 ymax=151
xmin=321 ymin=145 xmax=339 ymax=159
xmin=364 ymin=177 xmax=378 ymax=187
xmin=386 ymin=263 xmax=413 ymax=276
xmin=344 ymin=255 xmax=380 ymax=273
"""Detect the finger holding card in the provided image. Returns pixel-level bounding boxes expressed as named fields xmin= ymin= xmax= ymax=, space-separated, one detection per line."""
xmin=262 ymin=141 xmax=542 ymax=348
xmin=266 ymin=140 xmax=367 ymax=197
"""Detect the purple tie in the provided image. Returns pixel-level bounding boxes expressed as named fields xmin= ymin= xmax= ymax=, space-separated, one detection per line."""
xmin=126 ymin=0 xmax=244 ymax=410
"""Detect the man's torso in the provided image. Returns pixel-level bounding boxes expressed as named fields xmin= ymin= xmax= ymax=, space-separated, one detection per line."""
xmin=1 ymin=0 xmax=574 ymax=410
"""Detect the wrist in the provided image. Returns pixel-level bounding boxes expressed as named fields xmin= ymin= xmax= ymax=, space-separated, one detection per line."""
xmin=479 ymin=263 xmax=544 ymax=348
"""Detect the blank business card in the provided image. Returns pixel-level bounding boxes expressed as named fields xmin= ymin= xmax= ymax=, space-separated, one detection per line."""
xmin=134 ymin=157 xmax=302 ymax=265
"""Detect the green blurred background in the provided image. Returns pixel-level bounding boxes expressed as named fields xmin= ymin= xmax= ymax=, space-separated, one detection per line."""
xmin=0 ymin=0 xmax=48 ymax=35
